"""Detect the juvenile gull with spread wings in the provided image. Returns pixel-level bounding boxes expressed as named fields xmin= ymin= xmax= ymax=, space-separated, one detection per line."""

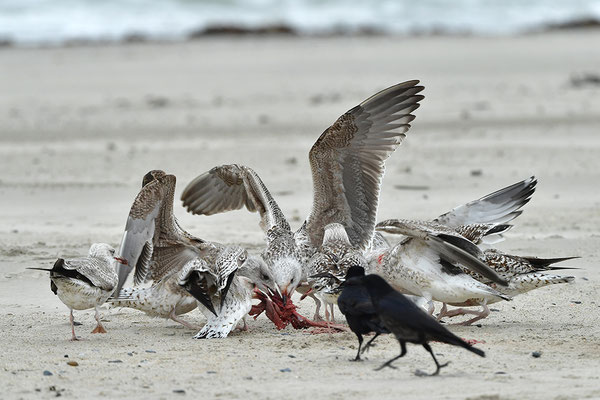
xmin=113 ymin=170 xmax=270 ymax=337
xmin=28 ymin=243 xmax=120 ymax=341
xmin=181 ymin=81 xmax=425 ymax=321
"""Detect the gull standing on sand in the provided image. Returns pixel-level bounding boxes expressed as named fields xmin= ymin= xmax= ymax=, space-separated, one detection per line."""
xmin=113 ymin=170 xmax=270 ymax=337
xmin=372 ymin=177 xmax=576 ymax=324
xmin=28 ymin=243 xmax=120 ymax=341
xmin=181 ymin=80 xmax=425 ymax=320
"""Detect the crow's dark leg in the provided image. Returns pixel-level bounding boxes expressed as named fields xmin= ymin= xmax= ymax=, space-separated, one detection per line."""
xmin=420 ymin=343 xmax=450 ymax=376
xmin=361 ymin=332 xmax=381 ymax=354
xmin=351 ymin=333 xmax=364 ymax=361
xmin=375 ymin=340 xmax=407 ymax=371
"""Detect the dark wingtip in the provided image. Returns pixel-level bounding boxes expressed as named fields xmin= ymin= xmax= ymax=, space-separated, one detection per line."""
xmin=219 ymin=273 xmax=236 ymax=311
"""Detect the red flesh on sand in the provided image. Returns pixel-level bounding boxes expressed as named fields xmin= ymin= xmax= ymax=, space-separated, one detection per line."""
xmin=250 ymin=289 xmax=346 ymax=332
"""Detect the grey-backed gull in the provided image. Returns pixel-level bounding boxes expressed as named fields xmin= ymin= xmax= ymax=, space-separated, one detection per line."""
xmin=28 ymin=243 xmax=119 ymax=341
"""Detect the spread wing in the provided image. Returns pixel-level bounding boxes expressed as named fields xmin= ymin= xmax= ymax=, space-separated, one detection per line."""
xmin=181 ymin=164 xmax=291 ymax=234
xmin=434 ymin=176 xmax=537 ymax=227
xmin=116 ymin=173 xmax=183 ymax=292
xmin=305 ymin=81 xmax=424 ymax=250
xmin=376 ymin=219 xmax=508 ymax=286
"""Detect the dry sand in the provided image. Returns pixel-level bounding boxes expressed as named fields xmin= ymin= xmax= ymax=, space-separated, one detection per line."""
xmin=1 ymin=33 xmax=599 ymax=399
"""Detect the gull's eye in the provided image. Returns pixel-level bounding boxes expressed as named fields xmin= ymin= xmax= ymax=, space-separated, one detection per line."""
xmin=238 ymin=252 xmax=247 ymax=263
xmin=261 ymin=273 xmax=270 ymax=281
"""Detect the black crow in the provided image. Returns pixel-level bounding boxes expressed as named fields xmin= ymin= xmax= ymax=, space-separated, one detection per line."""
xmin=361 ymin=273 xmax=485 ymax=375
xmin=337 ymin=266 xmax=389 ymax=361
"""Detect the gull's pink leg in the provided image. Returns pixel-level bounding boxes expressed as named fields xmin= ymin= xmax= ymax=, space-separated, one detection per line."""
xmin=427 ymin=301 xmax=435 ymax=316
xmin=91 ymin=306 xmax=107 ymax=334
xmin=444 ymin=304 xmax=491 ymax=325
xmin=458 ymin=304 xmax=490 ymax=326
xmin=310 ymin=294 xmax=323 ymax=321
xmin=169 ymin=309 xmax=197 ymax=330
xmin=329 ymin=304 xmax=335 ymax=323
xmin=436 ymin=303 xmax=448 ymax=321
xmin=69 ymin=309 xmax=79 ymax=341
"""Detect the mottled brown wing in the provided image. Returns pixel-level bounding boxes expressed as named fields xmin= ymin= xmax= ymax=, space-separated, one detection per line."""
xmin=305 ymin=81 xmax=424 ymax=250
xmin=116 ymin=173 xmax=179 ymax=292
xmin=181 ymin=164 xmax=291 ymax=234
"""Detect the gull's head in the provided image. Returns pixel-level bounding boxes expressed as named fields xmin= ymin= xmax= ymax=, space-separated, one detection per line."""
xmin=88 ymin=243 xmax=117 ymax=260
xmin=270 ymin=256 xmax=303 ymax=305
xmin=308 ymin=223 xmax=369 ymax=294
xmin=141 ymin=169 xmax=167 ymax=187
xmin=214 ymin=246 xmax=251 ymax=310
xmin=237 ymin=254 xmax=276 ymax=294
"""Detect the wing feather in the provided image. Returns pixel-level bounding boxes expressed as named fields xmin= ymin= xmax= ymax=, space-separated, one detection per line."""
xmin=181 ymin=164 xmax=290 ymax=234
xmin=305 ymin=81 xmax=424 ymax=250
xmin=434 ymin=177 xmax=537 ymax=227
xmin=376 ymin=219 xmax=508 ymax=286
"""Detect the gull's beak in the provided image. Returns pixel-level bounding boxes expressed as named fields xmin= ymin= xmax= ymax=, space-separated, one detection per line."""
xmin=219 ymin=272 xmax=236 ymax=311
xmin=114 ymin=257 xmax=131 ymax=294
xmin=114 ymin=257 xmax=128 ymax=265
xmin=280 ymin=284 xmax=290 ymax=305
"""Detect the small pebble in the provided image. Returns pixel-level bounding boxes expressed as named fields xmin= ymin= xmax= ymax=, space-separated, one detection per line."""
xmin=288 ymin=355 xmax=296 ymax=358
xmin=470 ymin=169 xmax=483 ymax=176
xmin=532 ymin=351 xmax=542 ymax=358
xmin=495 ymin=371 xmax=506 ymax=374
xmin=64 ymin=355 xmax=68 ymax=358
xmin=127 ymin=352 xmax=134 ymax=356
xmin=244 ymin=376 xmax=253 ymax=380
xmin=145 ymin=350 xmax=156 ymax=353
xmin=108 ymin=360 xmax=123 ymax=363
xmin=43 ymin=370 xmax=53 ymax=376
xmin=571 ymin=301 xmax=582 ymax=304
xmin=66 ymin=361 xmax=78 ymax=367
xmin=173 ymin=389 xmax=185 ymax=394
xmin=207 ymin=371 xmax=217 ymax=374
xmin=280 ymin=368 xmax=292 ymax=373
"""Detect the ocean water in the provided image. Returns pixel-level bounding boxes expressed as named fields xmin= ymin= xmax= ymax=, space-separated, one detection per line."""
xmin=1 ymin=0 xmax=600 ymax=45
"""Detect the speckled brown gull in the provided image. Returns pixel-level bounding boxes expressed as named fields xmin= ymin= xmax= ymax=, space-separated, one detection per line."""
xmin=114 ymin=170 xmax=267 ymax=336
xmin=181 ymin=81 xmax=425 ymax=319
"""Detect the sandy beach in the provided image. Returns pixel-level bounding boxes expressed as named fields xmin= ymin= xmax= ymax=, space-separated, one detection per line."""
xmin=1 ymin=32 xmax=600 ymax=399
